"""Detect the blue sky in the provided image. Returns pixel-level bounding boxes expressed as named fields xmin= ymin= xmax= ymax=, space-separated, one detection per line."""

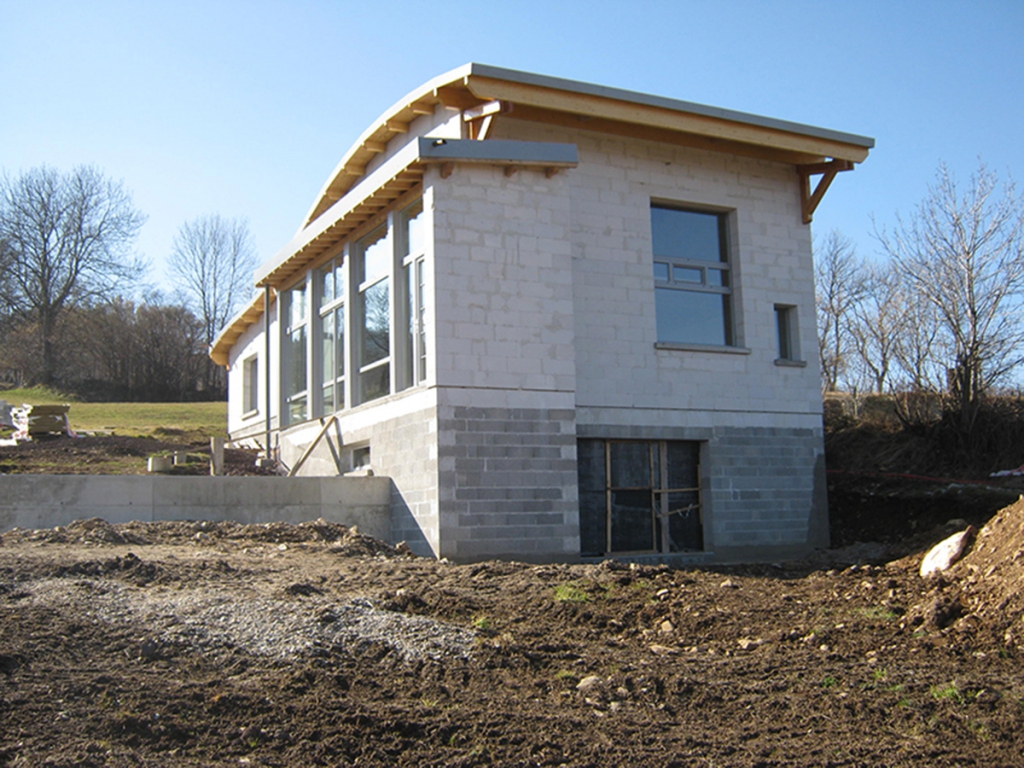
xmin=2 ymin=0 xmax=1022 ymax=296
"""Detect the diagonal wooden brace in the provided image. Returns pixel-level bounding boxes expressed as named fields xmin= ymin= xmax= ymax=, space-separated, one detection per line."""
xmin=797 ymin=159 xmax=855 ymax=224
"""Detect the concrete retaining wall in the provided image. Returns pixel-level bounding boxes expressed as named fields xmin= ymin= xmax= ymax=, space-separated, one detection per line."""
xmin=0 ymin=476 xmax=393 ymax=541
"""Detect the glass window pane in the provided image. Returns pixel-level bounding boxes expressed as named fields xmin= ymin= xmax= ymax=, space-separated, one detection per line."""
xmin=666 ymin=491 xmax=702 ymax=551
xmin=666 ymin=441 xmax=700 ymax=488
xmin=362 ymin=279 xmax=390 ymax=365
xmin=651 ymin=207 xmax=724 ymax=263
xmin=359 ymin=225 xmax=389 ymax=284
xmin=322 ymin=383 xmax=334 ymax=414
xmin=243 ymin=357 xmax=258 ymax=413
xmin=321 ymin=311 xmax=334 ymax=388
xmin=655 ymin=288 xmax=729 ymax=346
xmin=402 ymin=199 xmax=426 ymax=257
xmin=361 ymin=363 xmax=389 ymax=403
xmin=417 ymin=258 xmax=427 ymax=381
xmin=610 ymin=489 xmax=654 ymax=551
xmin=335 ymin=261 xmax=345 ymax=300
xmin=286 ymin=326 xmax=307 ymax=397
xmin=609 ymin=442 xmax=650 ymax=487
xmin=288 ymin=395 xmax=307 ymax=424
xmin=335 ymin=306 xmax=345 ymax=376
xmin=653 ymin=262 xmax=669 ymax=282
xmin=400 ymin=262 xmax=414 ymax=391
xmin=288 ymin=283 xmax=307 ymax=329
xmin=317 ymin=263 xmax=334 ymax=306
xmin=776 ymin=306 xmax=793 ymax=359
xmin=673 ymin=266 xmax=703 ymax=284
xmin=577 ymin=439 xmax=608 ymax=555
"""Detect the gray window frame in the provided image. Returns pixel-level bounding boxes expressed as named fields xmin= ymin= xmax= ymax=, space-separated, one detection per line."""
xmin=651 ymin=204 xmax=735 ymax=348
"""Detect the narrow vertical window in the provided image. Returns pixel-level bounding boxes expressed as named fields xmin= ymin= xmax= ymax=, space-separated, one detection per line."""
xmin=282 ymin=281 xmax=308 ymax=424
xmin=356 ymin=224 xmax=391 ymax=404
xmin=399 ymin=198 xmax=427 ymax=391
xmin=774 ymin=304 xmax=801 ymax=363
xmin=317 ymin=255 xmax=345 ymax=414
xmin=242 ymin=356 xmax=259 ymax=415
xmin=651 ymin=205 xmax=733 ymax=346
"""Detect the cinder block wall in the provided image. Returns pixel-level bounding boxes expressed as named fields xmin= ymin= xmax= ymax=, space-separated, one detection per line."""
xmin=493 ymin=119 xmax=828 ymax=558
xmin=431 ymin=164 xmax=581 ymax=561
xmin=706 ymin=427 xmax=829 ymax=557
xmin=275 ymin=388 xmax=441 ymax=557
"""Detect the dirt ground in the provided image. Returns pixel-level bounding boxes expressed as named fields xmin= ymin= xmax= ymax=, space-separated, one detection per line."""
xmin=2 ymin=493 xmax=1024 ymax=767
xmin=0 ymin=435 xmax=274 ymax=476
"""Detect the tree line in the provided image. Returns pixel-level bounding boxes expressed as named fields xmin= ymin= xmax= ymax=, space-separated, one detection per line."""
xmin=816 ymin=162 xmax=1024 ymax=434
xmin=0 ymin=165 xmax=257 ymax=401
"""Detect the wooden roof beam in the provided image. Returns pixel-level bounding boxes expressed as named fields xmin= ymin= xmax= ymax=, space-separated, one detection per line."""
xmin=466 ymin=77 xmax=871 ymax=163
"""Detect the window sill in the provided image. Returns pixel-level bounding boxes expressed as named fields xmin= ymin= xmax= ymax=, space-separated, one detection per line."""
xmin=774 ymin=358 xmax=808 ymax=368
xmin=655 ymin=342 xmax=751 ymax=355
xmin=241 ymin=409 xmax=260 ymax=420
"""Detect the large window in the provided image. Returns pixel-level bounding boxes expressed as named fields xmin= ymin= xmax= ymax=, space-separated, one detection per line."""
xmin=280 ymin=195 xmax=427 ymax=425
xmin=577 ymin=439 xmax=703 ymax=556
xmin=651 ymin=205 xmax=732 ymax=346
xmin=317 ymin=254 xmax=345 ymax=414
xmin=282 ymin=282 xmax=308 ymax=424
xmin=356 ymin=224 xmax=392 ymax=404
xmin=399 ymin=198 xmax=427 ymax=390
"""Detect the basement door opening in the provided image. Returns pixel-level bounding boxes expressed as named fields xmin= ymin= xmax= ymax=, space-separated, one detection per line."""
xmin=577 ymin=439 xmax=704 ymax=557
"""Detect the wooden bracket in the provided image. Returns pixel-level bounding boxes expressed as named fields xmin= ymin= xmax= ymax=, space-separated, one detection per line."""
xmin=797 ymin=159 xmax=855 ymax=224
xmin=464 ymin=100 xmax=513 ymax=140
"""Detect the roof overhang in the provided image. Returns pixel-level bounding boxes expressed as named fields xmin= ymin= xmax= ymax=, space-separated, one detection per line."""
xmin=210 ymin=291 xmax=270 ymax=368
xmin=214 ymin=64 xmax=874 ymax=366
xmin=254 ymin=138 xmax=578 ymax=290
xmin=303 ymin=63 xmax=874 ymax=227
xmin=212 ymin=136 xmax=579 ymax=366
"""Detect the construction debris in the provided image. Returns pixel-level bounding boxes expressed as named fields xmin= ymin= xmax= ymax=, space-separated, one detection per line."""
xmin=11 ymin=403 xmax=75 ymax=440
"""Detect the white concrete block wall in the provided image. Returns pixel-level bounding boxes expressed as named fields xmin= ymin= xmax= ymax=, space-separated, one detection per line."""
xmin=431 ymin=163 xmax=576 ymax=394
xmin=430 ymin=164 xmax=581 ymax=561
xmin=226 ymin=303 xmax=279 ymax=439
xmin=492 ymin=119 xmax=823 ymax=421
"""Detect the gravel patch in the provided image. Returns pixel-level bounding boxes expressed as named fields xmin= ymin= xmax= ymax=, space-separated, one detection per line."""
xmin=24 ymin=576 xmax=476 ymax=662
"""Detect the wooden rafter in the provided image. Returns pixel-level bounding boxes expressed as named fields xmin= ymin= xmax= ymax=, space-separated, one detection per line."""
xmin=797 ymin=159 xmax=855 ymax=224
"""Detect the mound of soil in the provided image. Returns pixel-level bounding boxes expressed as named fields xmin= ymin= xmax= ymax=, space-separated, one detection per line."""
xmin=2 ymin=517 xmax=1023 ymax=766
xmin=909 ymin=498 xmax=1024 ymax=648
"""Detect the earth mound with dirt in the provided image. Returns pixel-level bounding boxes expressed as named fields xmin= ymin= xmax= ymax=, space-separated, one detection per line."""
xmin=908 ymin=497 xmax=1024 ymax=649
xmin=2 ymin=512 xmax=1024 ymax=766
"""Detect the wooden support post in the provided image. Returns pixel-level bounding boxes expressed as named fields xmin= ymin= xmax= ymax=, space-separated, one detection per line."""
xmin=210 ymin=437 xmax=225 ymax=476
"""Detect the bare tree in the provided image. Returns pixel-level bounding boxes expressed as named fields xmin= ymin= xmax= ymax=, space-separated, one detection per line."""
xmin=168 ymin=215 xmax=257 ymax=390
xmin=877 ymin=162 xmax=1024 ymax=428
xmin=814 ymin=230 xmax=865 ymax=392
xmin=849 ymin=261 xmax=906 ymax=394
xmin=891 ymin=270 xmax=945 ymax=392
xmin=0 ymin=165 xmax=146 ymax=385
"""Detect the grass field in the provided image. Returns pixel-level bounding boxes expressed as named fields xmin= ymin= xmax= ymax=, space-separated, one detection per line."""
xmin=1 ymin=386 xmax=227 ymax=439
